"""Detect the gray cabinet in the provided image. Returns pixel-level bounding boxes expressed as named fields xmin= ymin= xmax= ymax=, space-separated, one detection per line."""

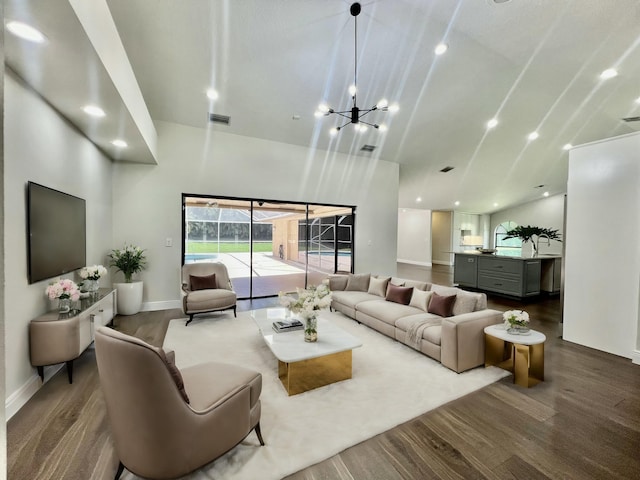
xmin=477 ymin=256 xmax=541 ymax=297
xmin=453 ymin=254 xmax=478 ymax=287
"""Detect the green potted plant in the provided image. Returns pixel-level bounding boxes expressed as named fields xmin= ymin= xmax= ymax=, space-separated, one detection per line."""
xmin=502 ymin=225 xmax=562 ymax=256
xmin=109 ymin=244 xmax=147 ymax=315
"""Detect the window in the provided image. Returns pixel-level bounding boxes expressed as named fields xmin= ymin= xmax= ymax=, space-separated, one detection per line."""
xmin=495 ymin=221 xmax=521 ymax=256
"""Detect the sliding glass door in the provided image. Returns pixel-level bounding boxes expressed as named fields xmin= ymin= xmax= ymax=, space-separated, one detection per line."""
xmin=183 ymin=195 xmax=354 ymax=299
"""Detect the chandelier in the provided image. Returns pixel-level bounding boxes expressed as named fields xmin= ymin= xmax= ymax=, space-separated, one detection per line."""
xmin=315 ymin=2 xmax=398 ymax=136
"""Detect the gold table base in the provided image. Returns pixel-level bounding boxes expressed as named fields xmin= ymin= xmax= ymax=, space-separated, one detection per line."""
xmin=278 ymin=350 xmax=353 ymax=395
xmin=485 ymin=334 xmax=544 ymax=388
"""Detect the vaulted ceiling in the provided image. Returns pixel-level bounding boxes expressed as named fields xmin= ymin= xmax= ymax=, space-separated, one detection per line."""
xmin=6 ymin=0 xmax=640 ymax=213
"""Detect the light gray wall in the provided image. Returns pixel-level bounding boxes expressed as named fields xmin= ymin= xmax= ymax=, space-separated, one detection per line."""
xmin=431 ymin=211 xmax=452 ymax=265
xmin=397 ymin=208 xmax=432 ymax=266
xmin=111 ymin=121 xmax=400 ymax=307
xmin=490 ymin=194 xmax=565 ymax=255
xmin=4 ymin=72 xmax=114 ymax=414
xmin=564 ymin=133 xmax=640 ymax=362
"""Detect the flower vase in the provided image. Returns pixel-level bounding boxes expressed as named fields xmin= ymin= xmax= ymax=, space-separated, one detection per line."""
xmin=304 ymin=314 xmax=318 ymax=343
xmin=84 ymin=279 xmax=99 ymax=293
xmin=507 ymin=324 xmax=530 ymax=335
xmin=58 ymin=298 xmax=71 ymax=314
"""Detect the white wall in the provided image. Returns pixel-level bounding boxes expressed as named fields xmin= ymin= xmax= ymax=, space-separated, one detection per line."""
xmin=4 ymin=72 xmax=114 ymax=416
xmin=431 ymin=211 xmax=452 ymax=265
xmin=564 ymin=133 xmax=640 ymax=363
xmin=490 ymin=194 xmax=565 ymax=255
xmin=397 ymin=208 xmax=431 ymax=266
xmin=111 ymin=121 xmax=400 ymax=307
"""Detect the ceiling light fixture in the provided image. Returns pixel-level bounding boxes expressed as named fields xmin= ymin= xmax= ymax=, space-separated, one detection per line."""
xmin=454 ymin=201 xmax=460 ymax=206
xmin=528 ymin=131 xmax=539 ymax=141
xmin=206 ymin=89 xmax=219 ymax=100
xmin=487 ymin=118 xmax=498 ymax=129
xmin=434 ymin=43 xmax=448 ymax=55
xmin=543 ymin=192 xmax=550 ymax=197
xmin=82 ymin=105 xmax=106 ymax=117
xmin=635 ymin=97 xmax=640 ymax=104
xmin=600 ymin=68 xmax=618 ymax=80
xmin=416 ymin=197 xmax=422 ymax=203
xmin=563 ymin=143 xmax=573 ymax=150
xmin=6 ymin=21 xmax=46 ymax=43
xmin=316 ymin=3 xmax=397 ymax=135
xmin=111 ymin=139 xmax=128 ymax=148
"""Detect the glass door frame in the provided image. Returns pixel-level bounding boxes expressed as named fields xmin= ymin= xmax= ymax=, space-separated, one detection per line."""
xmin=181 ymin=193 xmax=356 ymax=300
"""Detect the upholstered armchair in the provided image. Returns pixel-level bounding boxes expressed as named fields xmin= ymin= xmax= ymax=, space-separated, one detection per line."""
xmin=94 ymin=327 xmax=264 ymax=480
xmin=181 ymin=262 xmax=237 ymax=326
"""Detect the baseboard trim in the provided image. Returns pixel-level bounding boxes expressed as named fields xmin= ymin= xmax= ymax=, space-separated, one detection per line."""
xmin=397 ymin=259 xmax=433 ymax=267
xmin=632 ymin=350 xmax=640 ymax=366
xmin=142 ymin=300 xmax=182 ymax=312
xmin=432 ymin=260 xmax=453 ymax=266
xmin=6 ymin=365 xmax=63 ymax=420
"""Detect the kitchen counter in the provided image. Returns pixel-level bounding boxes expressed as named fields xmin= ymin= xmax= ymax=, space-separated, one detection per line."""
xmin=454 ymin=252 xmax=562 ymax=297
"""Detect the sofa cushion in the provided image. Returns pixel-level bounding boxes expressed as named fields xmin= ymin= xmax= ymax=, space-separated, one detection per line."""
xmin=409 ymin=289 xmax=433 ymax=312
xmin=189 ymin=273 xmax=217 ymax=291
xmin=328 ymin=274 xmax=349 ymax=292
xmin=386 ymin=284 xmax=413 ymax=305
xmin=428 ymin=292 xmax=456 ymax=317
xmin=368 ymin=276 xmax=390 ymax=297
xmin=430 ymin=284 xmax=484 ymax=314
xmin=331 ymin=290 xmax=380 ymax=309
xmin=395 ymin=314 xmax=442 ymax=345
xmin=356 ymin=299 xmax=423 ymax=325
xmin=345 ymin=273 xmax=371 ymax=292
xmin=390 ymin=277 xmax=429 ymax=291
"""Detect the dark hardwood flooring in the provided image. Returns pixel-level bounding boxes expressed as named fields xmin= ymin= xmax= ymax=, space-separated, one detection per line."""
xmin=7 ymin=265 xmax=640 ymax=479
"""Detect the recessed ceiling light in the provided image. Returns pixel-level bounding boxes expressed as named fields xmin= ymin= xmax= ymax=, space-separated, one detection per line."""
xmin=493 ymin=202 xmax=499 ymax=207
xmin=111 ymin=139 xmax=128 ymax=148
xmin=416 ymin=197 xmax=422 ymax=203
xmin=487 ymin=118 xmax=498 ymax=129
xmin=543 ymin=191 xmax=550 ymax=197
xmin=600 ymin=68 xmax=618 ymax=80
xmin=635 ymin=97 xmax=640 ymax=104
xmin=206 ymin=89 xmax=219 ymax=100
xmin=6 ymin=21 xmax=46 ymax=43
xmin=528 ymin=131 xmax=539 ymax=141
xmin=434 ymin=43 xmax=448 ymax=55
xmin=563 ymin=143 xmax=573 ymax=150
xmin=82 ymin=105 xmax=106 ymax=117
xmin=454 ymin=201 xmax=460 ymax=206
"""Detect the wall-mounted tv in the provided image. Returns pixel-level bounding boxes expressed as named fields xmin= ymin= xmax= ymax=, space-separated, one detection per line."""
xmin=27 ymin=182 xmax=86 ymax=284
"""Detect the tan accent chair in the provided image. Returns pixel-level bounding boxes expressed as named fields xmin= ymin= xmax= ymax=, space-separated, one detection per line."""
xmin=181 ymin=262 xmax=237 ymax=326
xmin=94 ymin=327 xmax=264 ymax=480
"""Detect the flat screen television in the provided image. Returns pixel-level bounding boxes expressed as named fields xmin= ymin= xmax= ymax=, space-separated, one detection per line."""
xmin=27 ymin=182 xmax=86 ymax=284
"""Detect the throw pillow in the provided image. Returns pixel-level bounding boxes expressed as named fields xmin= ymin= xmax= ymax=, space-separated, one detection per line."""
xmin=431 ymin=284 xmax=479 ymax=315
xmin=161 ymin=350 xmax=190 ymax=403
xmin=386 ymin=284 xmax=414 ymax=305
xmin=428 ymin=292 xmax=457 ymax=317
xmin=190 ymin=273 xmax=217 ymax=291
xmin=368 ymin=276 xmax=390 ymax=297
xmin=328 ymin=274 xmax=349 ymax=291
xmin=345 ymin=273 xmax=371 ymax=292
xmin=409 ymin=289 xmax=433 ymax=312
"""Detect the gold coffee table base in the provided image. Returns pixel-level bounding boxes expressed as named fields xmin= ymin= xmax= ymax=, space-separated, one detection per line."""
xmin=278 ymin=350 xmax=353 ymax=396
xmin=485 ymin=334 xmax=544 ymax=388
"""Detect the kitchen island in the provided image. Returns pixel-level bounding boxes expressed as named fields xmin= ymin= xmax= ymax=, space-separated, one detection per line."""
xmin=454 ymin=252 xmax=562 ymax=298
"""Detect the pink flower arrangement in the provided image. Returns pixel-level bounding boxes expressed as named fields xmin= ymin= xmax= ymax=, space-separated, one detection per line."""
xmin=45 ymin=278 xmax=80 ymax=301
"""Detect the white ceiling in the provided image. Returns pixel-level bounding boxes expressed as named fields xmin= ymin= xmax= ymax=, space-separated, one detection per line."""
xmin=6 ymin=0 xmax=640 ymax=213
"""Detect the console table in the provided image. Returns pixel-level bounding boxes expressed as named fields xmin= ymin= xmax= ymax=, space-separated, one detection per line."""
xmin=29 ymin=288 xmax=116 ymax=384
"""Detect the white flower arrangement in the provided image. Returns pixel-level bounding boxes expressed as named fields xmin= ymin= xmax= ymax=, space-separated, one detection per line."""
xmin=503 ymin=309 xmax=530 ymax=328
xmin=46 ymin=278 xmax=80 ymax=301
xmin=279 ymin=283 xmax=332 ymax=319
xmin=80 ymin=265 xmax=108 ymax=280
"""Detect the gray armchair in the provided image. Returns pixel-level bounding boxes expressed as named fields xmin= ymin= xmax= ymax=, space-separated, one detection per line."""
xmin=94 ymin=326 xmax=264 ymax=480
xmin=181 ymin=262 xmax=237 ymax=326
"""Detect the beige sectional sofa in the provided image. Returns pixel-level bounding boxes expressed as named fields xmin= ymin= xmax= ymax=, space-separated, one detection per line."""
xmin=328 ymin=273 xmax=502 ymax=373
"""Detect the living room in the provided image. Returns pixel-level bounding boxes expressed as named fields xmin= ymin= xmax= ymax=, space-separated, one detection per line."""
xmin=3 ymin=1 xmax=640 ymax=479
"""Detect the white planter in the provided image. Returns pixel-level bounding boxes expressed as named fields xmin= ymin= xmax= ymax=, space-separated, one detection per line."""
xmin=114 ymin=281 xmax=143 ymax=315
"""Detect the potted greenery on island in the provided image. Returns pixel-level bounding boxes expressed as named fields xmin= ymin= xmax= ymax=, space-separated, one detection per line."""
xmin=502 ymin=225 xmax=562 ymax=256
xmin=109 ymin=244 xmax=147 ymax=315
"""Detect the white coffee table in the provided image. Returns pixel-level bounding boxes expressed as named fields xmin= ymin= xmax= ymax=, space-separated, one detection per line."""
xmin=251 ymin=308 xmax=362 ymax=395
xmin=484 ymin=324 xmax=546 ymax=388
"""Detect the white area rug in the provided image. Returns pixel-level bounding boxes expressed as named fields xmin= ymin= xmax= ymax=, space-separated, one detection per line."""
xmin=123 ymin=310 xmax=509 ymax=480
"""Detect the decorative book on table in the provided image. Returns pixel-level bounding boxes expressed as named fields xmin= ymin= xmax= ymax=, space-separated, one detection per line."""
xmin=272 ymin=319 xmax=304 ymax=333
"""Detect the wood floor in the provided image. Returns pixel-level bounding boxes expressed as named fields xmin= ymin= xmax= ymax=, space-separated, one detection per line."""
xmin=8 ymin=265 xmax=640 ymax=479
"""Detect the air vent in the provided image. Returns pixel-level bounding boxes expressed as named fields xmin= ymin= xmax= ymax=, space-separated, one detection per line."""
xmin=534 ymin=184 xmax=545 ymax=189
xmin=440 ymin=166 xmax=454 ymax=173
xmin=361 ymin=144 xmax=376 ymax=152
xmin=208 ymin=113 xmax=231 ymax=125
xmin=622 ymin=116 xmax=640 ymax=122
